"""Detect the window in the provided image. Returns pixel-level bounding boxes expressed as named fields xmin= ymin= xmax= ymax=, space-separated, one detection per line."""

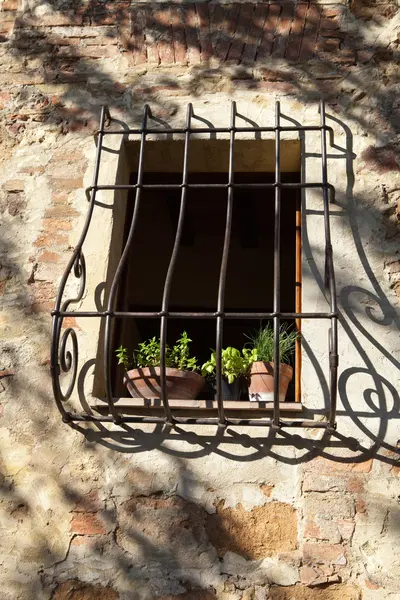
xmin=51 ymin=102 xmax=338 ymax=431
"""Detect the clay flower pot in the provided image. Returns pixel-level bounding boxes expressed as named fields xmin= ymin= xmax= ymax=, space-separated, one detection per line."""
xmin=124 ymin=367 xmax=205 ymax=399
xmin=248 ymin=361 xmax=293 ymax=402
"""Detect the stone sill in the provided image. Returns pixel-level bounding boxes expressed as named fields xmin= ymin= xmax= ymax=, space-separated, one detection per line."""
xmin=91 ymin=398 xmax=303 ymax=416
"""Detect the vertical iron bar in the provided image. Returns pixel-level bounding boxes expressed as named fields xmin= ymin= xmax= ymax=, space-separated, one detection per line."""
xmin=273 ymin=101 xmax=281 ymax=429
xmin=51 ymin=106 xmax=109 ymax=422
xmin=159 ymin=104 xmax=193 ymax=423
xmin=216 ymin=102 xmax=237 ymax=425
xmin=104 ymin=105 xmax=150 ymax=423
xmin=320 ymin=100 xmax=338 ymax=429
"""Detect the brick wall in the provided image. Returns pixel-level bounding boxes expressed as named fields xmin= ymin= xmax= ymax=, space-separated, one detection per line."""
xmin=0 ymin=1 xmax=399 ymax=599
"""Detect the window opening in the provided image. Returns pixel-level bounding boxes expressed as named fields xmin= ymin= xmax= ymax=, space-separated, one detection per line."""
xmin=51 ymin=101 xmax=338 ymax=431
xmin=112 ymin=171 xmax=300 ymax=404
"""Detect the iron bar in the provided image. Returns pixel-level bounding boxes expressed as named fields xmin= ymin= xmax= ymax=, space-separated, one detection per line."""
xmin=273 ymin=101 xmax=282 ymax=429
xmin=69 ymin=414 xmax=332 ymax=428
xmin=86 ymin=182 xmax=335 ymax=193
xmin=320 ymin=100 xmax=339 ymax=430
xmin=52 ymin=311 xmax=338 ymax=319
xmin=97 ymin=125 xmax=334 ymax=135
xmin=216 ymin=102 xmax=237 ymax=425
xmin=103 ymin=105 xmax=150 ymax=423
xmin=159 ymin=104 xmax=193 ymax=423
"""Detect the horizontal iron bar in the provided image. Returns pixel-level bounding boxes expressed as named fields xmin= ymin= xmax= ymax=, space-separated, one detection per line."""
xmin=53 ymin=311 xmax=338 ymax=319
xmin=87 ymin=182 xmax=333 ymax=192
xmin=68 ymin=414 xmax=332 ymax=428
xmin=99 ymin=125 xmax=333 ymax=135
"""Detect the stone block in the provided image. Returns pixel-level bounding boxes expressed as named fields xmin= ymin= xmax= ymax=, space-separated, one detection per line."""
xmin=70 ymin=512 xmax=107 ymax=535
xmin=303 ymin=543 xmax=347 ymax=566
xmin=116 ymin=494 xmax=215 ymax=570
xmin=206 ymin=501 xmax=298 ymax=560
xmin=269 ymin=584 xmax=361 ymax=599
xmin=52 ymin=580 xmax=119 ymax=600
xmin=221 ymin=552 xmax=299 ymax=586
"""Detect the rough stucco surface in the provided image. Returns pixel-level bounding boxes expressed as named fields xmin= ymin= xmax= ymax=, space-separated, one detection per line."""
xmin=0 ymin=1 xmax=400 ymax=599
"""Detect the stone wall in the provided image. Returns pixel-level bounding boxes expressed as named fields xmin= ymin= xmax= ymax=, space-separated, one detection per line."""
xmin=0 ymin=1 xmax=400 ymax=599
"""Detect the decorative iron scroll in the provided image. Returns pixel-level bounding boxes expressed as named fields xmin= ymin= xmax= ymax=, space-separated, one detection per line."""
xmin=51 ymin=102 xmax=339 ymax=430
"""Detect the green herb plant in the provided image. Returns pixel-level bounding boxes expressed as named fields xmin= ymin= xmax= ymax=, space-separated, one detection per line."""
xmin=245 ymin=323 xmax=298 ymax=365
xmin=116 ymin=331 xmax=198 ymax=372
xmin=201 ymin=347 xmax=252 ymax=384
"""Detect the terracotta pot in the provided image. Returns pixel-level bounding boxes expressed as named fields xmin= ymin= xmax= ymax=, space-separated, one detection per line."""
xmin=124 ymin=367 xmax=205 ymax=399
xmin=248 ymin=361 xmax=293 ymax=402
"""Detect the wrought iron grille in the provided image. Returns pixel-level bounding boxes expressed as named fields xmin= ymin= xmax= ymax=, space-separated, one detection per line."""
xmin=51 ymin=100 xmax=338 ymax=430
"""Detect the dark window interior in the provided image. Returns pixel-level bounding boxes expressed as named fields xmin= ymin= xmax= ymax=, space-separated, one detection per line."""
xmin=113 ymin=171 xmax=300 ymax=399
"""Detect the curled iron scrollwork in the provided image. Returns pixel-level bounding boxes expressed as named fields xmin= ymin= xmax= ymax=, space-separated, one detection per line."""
xmin=52 ymin=250 xmax=86 ymax=408
xmin=58 ymin=327 xmax=78 ymax=402
xmin=62 ymin=251 xmax=86 ymax=313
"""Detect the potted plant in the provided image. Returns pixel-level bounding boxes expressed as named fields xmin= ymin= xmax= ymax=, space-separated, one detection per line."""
xmin=116 ymin=331 xmax=204 ymax=399
xmin=245 ymin=324 xmax=298 ymax=402
xmin=201 ymin=347 xmax=251 ymax=400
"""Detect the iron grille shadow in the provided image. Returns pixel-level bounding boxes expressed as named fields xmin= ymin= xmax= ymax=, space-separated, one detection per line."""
xmin=50 ymin=101 xmax=339 ymax=431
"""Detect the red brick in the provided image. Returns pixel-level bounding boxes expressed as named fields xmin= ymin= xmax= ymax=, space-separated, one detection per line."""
xmin=317 ymin=38 xmax=341 ymax=53
xmin=0 ymin=92 xmax=12 ymax=110
xmin=346 ymin=476 xmax=364 ymax=494
xmin=336 ymin=520 xmax=355 ymax=541
xmin=170 ymin=6 xmax=187 ymax=65
xmin=304 ymin=520 xmax=322 ymax=539
xmin=73 ymin=491 xmax=102 ymax=513
xmin=227 ymin=4 xmax=255 ymax=63
xmin=3 ymin=179 xmax=24 ymax=192
xmin=241 ymin=3 xmax=268 ymax=63
xmin=185 ymin=5 xmax=201 ymax=65
xmin=70 ymin=512 xmax=106 ymax=535
xmin=217 ymin=4 xmax=241 ymax=61
xmin=131 ymin=7 xmax=147 ymax=64
xmin=62 ymin=316 xmax=80 ymax=330
xmin=391 ymin=464 xmax=400 ymax=476
xmin=44 ymin=206 xmax=79 ymax=219
xmin=365 ymin=580 xmax=381 ymax=590
xmin=196 ymin=3 xmax=213 ymax=62
xmin=43 ymin=218 xmax=73 ymax=232
xmin=257 ymin=4 xmax=280 ymax=60
xmin=209 ymin=3 xmax=224 ymax=56
xmin=303 ymin=542 xmax=347 ymax=565
xmin=286 ymin=2 xmax=308 ymax=61
xmin=355 ymin=498 xmax=367 ymax=514
xmin=29 ymin=282 xmax=56 ymax=313
xmin=2 ymin=0 xmax=18 ymax=10
xmin=34 ymin=232 xmax=68 ymax=248
xmin=156 ymin=7 xmax=174 ymax=65
xmin=51 ymin=191 xmax=70 ymax=204
xmin=309 ymin=456 xmax=373 ymax=474
xmin=299 ymin=3 xmax=322 ymax=60
xmin=19 ymin=166 xmax=45 ymax=176
xmin=300 ymin=565 xmax=338 ymax=586
xmin=144 ymin=6 xmax=159 ymax=64
xmin=320 ymin=17 xmax=340 ymax=31
xmin=272 ymin=2 xmax=296 ymax=58
xmin=38 ymin=250 xmax=61 ymax=263
xmin=50 ymin=177 xmax=84 ymax=191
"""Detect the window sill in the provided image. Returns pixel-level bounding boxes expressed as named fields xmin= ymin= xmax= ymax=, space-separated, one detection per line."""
xmin=91 ymin=398 xmax=303 ymax=415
